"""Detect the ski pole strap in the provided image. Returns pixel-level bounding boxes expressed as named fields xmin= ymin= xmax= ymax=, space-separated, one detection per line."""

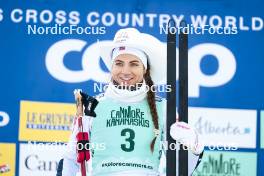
xmin=77 ymin=117 xmax=83 ymax=131
xmin=77 ymin=140 xmax=90 ymax=152
xmin=76 ymin=117 xmax=89 ymax=176
xmin=76 ymin=132 xmax=91 ymax=162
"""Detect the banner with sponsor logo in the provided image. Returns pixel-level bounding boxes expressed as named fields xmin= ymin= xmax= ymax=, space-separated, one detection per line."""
xmin=192 ymin=151 xmax=257 ymax=176
xmin=189 ymin=107 xmax=257 ymax=149
xmin=19 ymin=143 xmax=66 ymax=176
xmin=0 ymin=0 xmax=263 ymax=175
xmin=261 ymin=111 xmax=264 ymax=149
xmin=0 ymin=143 xmax=16 ymax=176
xmin=19 ymin=101 xmax=75 ymax=142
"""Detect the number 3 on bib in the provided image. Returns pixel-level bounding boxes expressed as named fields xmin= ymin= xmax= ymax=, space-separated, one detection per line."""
xmin=121 ymin=128 xmax=135 ymax=152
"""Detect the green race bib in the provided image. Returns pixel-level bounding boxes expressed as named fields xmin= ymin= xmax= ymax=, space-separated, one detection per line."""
xmin=91 ymin=96 xmax=165 ymax=175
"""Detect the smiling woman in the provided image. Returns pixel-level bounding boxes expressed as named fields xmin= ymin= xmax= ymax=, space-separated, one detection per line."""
xmin=111 ymin=53 xmax=145 ymax=86
xmin=57 ymin=28 xmax=204 ymax=176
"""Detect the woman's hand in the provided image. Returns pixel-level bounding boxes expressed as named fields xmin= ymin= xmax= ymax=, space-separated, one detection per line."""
xmin=73 ymin=89 xmax=98 ymax=117
xmin=170 ymin=120 xmax=204 ymax=155
xmin=74 ymin=89 xmax=83 ymax=117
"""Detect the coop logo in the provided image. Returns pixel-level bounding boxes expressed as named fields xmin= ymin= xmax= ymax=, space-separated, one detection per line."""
xmin=45 ymin=39 xmax=110 ymax=83
xmin=0 ymin=111 xmax=9 ymax=127
xmin=45 ymin=39 xmax=236 ymax=98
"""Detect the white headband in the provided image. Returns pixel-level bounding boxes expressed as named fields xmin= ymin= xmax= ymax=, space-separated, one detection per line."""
xmin=111 ymin=46 xmax=148 ymax=69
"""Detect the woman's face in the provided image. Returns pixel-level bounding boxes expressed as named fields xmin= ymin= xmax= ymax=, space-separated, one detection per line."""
xmin=111 ymin=54 xmax=145 ymax=86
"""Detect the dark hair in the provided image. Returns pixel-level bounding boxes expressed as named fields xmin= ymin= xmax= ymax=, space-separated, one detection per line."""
xmin=144 ymin=62 xmax=159 ymax=152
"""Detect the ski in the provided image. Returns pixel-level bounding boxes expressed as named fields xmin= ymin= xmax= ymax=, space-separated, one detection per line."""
xmin=166 ymin=19 xmax=177 ymax=176
xmin=178 ymin=21 xmax=189 ymax=176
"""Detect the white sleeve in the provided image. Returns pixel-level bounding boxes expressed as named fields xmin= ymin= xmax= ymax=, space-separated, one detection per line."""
xmin=62 ymin=158 xmax=80 ymax=176
xmin=61 ymin=115 xmax=93 ymax=176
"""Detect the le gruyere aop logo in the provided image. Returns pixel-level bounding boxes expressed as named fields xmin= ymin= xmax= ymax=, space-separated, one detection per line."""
xmin=19 ymin=100 xmax=75 ymax=142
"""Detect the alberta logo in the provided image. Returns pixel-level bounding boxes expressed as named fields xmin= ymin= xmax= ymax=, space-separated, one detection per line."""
xmin=19 ymin=101 xmax=75 ymax=142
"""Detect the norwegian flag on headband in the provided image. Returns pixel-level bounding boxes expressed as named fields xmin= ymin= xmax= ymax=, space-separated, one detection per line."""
xmin=119 ymin=46 xmax=126 ymax=50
